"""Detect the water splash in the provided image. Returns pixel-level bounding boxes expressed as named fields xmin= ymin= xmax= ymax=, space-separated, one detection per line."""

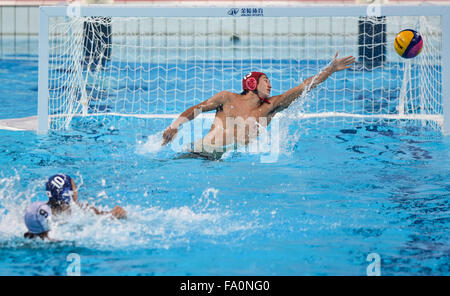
xmin=0 ymin=183 xmax=255 ymax=250
xmin=49 ymin=187 xmax=254 ymax=250
xmin=0 ymin=174 xmax=40 ymax=241
xmin=136 ymin=131 xmax=164 ymax=154
xmin=276 ymin=60 xmax=335 ymax=154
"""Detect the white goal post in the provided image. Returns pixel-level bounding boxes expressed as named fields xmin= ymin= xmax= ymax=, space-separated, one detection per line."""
xmin=37 ymin=4 xmax=450 ymax=134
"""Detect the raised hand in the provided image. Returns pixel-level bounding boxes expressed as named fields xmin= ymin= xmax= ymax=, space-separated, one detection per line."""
xmin=329 ymin=52 xmax=355 ymax=73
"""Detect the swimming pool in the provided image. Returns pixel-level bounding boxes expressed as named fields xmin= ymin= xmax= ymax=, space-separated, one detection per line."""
xmin=0 ymin=40 xmax=449 ymax=276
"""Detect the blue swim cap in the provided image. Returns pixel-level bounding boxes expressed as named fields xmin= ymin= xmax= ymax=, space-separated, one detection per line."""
xmin=24 ymin=201 xmax=52 ymax=234
xmin=46 ymin=174 xmax=73 ymax=206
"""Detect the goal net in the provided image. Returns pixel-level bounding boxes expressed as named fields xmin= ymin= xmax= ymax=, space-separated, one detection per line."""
xmin=39 ymin=5 xmax=445 ymax=133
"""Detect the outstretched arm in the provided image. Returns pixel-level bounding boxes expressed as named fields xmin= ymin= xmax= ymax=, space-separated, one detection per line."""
xmin=162 ymin=91 xmax=231 ymax=145
xmin=270 ymin=53 xmax=355 ymax=113
xmin=80 ymin=203 xmax=127 ymax=219
xmin=71 ymin=179 xmax=127 ymax=219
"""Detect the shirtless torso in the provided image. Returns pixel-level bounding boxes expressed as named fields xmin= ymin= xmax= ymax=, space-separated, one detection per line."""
xmin=200 ymin=91 xmax=276 ymax=149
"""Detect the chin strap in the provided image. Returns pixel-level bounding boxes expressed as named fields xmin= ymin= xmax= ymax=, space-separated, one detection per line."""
xmin=259 ymin=97 xmax=271 ymax=104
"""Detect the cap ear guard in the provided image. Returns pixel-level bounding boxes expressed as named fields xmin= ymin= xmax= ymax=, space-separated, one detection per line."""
xmin=60 ymin=188 xmax=73 ymax=205
xmin=48 ymin=190 xmax=72 ymax=207
xmin=245 ymin=77 xmax=258 ymax=91
xmin=24 ymin=202 xmax=52 ymax=234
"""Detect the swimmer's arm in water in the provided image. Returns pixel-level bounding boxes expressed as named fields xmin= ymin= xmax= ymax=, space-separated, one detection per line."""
xmin=71 ymin=179 xmax=127 ymax=219
xmin=269 ymin=53 xmax=355 ymax=113
xmin=162 ymin=91 xmax=232 ymax=145
xmin=79 ymin=203 xmax=127 ymax=219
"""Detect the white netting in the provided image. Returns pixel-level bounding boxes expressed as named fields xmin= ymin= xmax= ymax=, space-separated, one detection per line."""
xmin=46 ymin=14 xmax=443 ymax=131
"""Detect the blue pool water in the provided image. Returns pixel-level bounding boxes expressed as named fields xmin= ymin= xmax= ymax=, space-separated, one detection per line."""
xmin=0 ymin=52 xmax=449 ymax=275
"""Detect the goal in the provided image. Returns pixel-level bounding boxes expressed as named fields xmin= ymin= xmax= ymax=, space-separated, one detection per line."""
xmin=37 ymin=4 xmax=450 ymax=134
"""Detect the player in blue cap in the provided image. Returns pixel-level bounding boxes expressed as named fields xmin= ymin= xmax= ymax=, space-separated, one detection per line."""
xmin=24 ymin=201 xmax=54 ymax=240
xmin=45 ymin=174 xmax=127 ymax=219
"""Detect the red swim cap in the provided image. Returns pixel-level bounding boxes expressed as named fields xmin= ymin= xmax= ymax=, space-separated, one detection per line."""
xmin=242 ymin=72 xmax=271 ymax=104
xmin=242 ymin=72 xmax=266 ymax=91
